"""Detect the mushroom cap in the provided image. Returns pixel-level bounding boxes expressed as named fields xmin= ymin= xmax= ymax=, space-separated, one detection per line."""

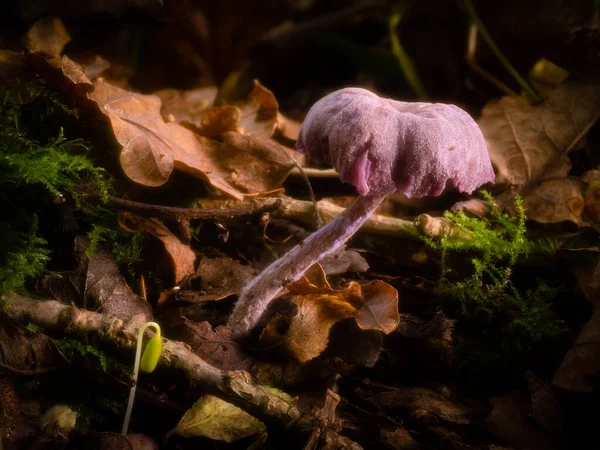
xmin=296 ymin=87 xmax=495 ymax=198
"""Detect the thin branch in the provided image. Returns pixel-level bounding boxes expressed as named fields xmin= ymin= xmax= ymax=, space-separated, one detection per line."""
xmin=198 ymin=197 xmax=417 ymax=239
xmin=4 ymin=293 xmax=362 ymax=447
xmin=105 ymin=195 xmax=281 ymax=222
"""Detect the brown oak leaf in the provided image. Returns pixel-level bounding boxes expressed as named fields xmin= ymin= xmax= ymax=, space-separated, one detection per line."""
xmin=479 ymin=82 xmax=600 ymax=187
xmin=89 ymin=78 xmax=295 ymax=198
xmin=118 ymin=212 xmax=196 ymax=284
xmin=522 ymin=177 xmax=587 ymax=226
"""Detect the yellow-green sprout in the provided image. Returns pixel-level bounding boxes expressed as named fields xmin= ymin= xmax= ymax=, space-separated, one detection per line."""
xmin=122 ymin=322 xmax=162 ymax=435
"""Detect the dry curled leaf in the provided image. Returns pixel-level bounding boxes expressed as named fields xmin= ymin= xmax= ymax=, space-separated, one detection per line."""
xmin=164 ymin=319 xmax=252 ymax=371
xmin=90 ymin=78 xmax=296 ymax=198
xmin=484 ymin=391 xmax=559 ymax=450
xmin=166 ymin=395 xmax=265 ymax=442
xmin=181 ymin=255 xmax=255 ymax=302
xmin=522 ymin=177 xmax=586 ymax=226
xmin=0 ymin=315 xmax=64 ymax=375
xmin=0 ymin=50 xmax=30 ymax=90
xmin=480 ymin=82 xmax=600 ymax=187
xmin=155 ymin=86 xmax=218 ymax=124
xmin=361 ymin=387 xmax=476 ymax=426
xmin=553 ymin=247 xmax=600 ymax=392
xmin=167 ymin=387 xmax=295 ymax=442
xmin=118 ymin=212 xmax=196 ymax=284
xmin=25 ymin=53 xmax=93 ymax=101
xmin=260 ymin=265 xmax=399 ymax=362
xmin=25 ymin=16 xmax=71 ymax=57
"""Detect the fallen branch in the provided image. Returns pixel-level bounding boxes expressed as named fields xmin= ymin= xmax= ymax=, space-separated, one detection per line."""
xmin=199 ymin=197 xmax=417 ymax=239
xmin=106 ymin=195 xmax=281 ymax=222
xmin=4 ymin=293 xmax=362 ymax=447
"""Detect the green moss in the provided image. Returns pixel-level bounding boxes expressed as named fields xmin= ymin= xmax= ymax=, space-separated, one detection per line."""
xmin=0 ymin=81 xmax=144 ymax=296
xmin=52 ymin=337 xmax=129 ymax=375
xmin=419 ymin=191 xmax=565 ymax=348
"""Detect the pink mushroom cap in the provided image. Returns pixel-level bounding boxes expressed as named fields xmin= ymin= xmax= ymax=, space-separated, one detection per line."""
xmin=296 ymin=87 xmax=495 ymax=198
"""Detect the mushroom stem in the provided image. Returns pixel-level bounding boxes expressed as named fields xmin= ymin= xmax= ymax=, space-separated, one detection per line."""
xmin=228 ymin=193 xmax=387 ymax=339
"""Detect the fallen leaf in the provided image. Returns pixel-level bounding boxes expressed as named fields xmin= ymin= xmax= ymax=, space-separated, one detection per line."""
xmin=326 ymin=320 xmax=383 ymax=368
xmin=90 ymin=78 xmax=295 ymax=198
xmin=236 ymin=80 xmax=279 ymax=137
xmin=221 ymin=79 xmax=300 ymax=140
xmin=166 ymin=391 xmax=293 ymax=443
xmin=584 ymin=180 xmax=600 ymax=223
xmin=192 ymin=105 xmax=241 ymax=137
xmin=180 ymin=255 xmax=255 ymax=302
xmin=155 ymin=86 xmax=218 ymax=124
xmin=0 ymin=50 xmax=30 ymax=89
xmin=380 ymin=426 xmax=420 ymax=450
xmin=164 ymin=319 xmax=252 ymax=371
xmin=553 ymin=247 xmax=600 ymax=392
xmin=522 ymin=177 xmax=586 ymax=226
xmin=25 ymin=53 xmax=94 ymax=101
xmin=0 ymin=314 xmax=64 ymax=375
xmin=25 ymin=16 xmax=71 ymax=57
xmin=118 ymin=212 xmax=196 ymax=284
xmin=483 ymin=391 xmax=559 ymax=450
xmin=420 ymin=312 xmax=456 ymax=367
xmin=355 ymin=281 xmax=400 ymax=334
xmin=526 ymin=371 xmax=563 ymax=435
xmin=361 ymin=387 xmax=477 ymax=425
xmin=53 ymin=237 xmax=153 ymax=322
xmin=261 ymin=266 xmax=399 ymax=362
xmin=261 ymin=294 xmax=357 ymax=363
xmin=479 ymin=82 xmax=600 ymax=187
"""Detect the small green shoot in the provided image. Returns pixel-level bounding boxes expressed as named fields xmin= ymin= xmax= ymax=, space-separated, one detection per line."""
xmin=122 ymin=321 xmax=162 ymax=435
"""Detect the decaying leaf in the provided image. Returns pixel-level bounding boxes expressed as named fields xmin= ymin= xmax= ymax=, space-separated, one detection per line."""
xmin=167 ymin=388 xmax=294 ymax=443
xmin=155 ymin=86 xmax=218 ymax=124
xmin=483 ymin=391 xmax=560 ymax=450
xmin=584 ymin=179 xmax=600 ymax=223
xmin=360 ymin=387 xmax=477 ymax=426
xmin=25 ymin=16 xmax=71 ymax=58
xmin=221 ymin=79 xmax=300 ymax=140
xmin=90 ymin=78 xmax=296 ymax=198
xmin=118 ymin=212 xmax=196 ymax=284
xmin=164 ymin=319 xmax=252 ymax=371
xmin=526 ymin=371 xmax=563 ymax=435
xmin=25 ymin=53 xmax=94 ymax=101
xmin=522 ymin=177 xmax=587 ymax=226
xmin=167 ymin=394 xmax=265 ymax=442
xmin=260 ymin=264 xmax=399 ymax=362
xmin=553 ymin=247 xmax=600 ymax=392
xmin=380 ymin=426 xmax=420 ymax=450
xmin=56 ymin=237 xmax=153 ymax=322
xmin=180 ymin=255 xmax=255 ymax=302
xmin=479 ymin=82 xmax=600 ymax=187
xmin=0 ymin=50 xmax=30 ymax=89
xmin=0 ymin=314 xmax=64 ymax=375
xmin=355 ymin=281 xmax=401 ymax=334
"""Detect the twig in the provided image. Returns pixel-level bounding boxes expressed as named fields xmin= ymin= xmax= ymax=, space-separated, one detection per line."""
xmin=105 ymin=196 xmax=280 ymax=222
xmin=198 ymin=197 xmax=417 ymax=239
xmin=4 ymin=293 xmax=362 ymax=447
xmin=461 ymin=0 xmax=541 ymax=104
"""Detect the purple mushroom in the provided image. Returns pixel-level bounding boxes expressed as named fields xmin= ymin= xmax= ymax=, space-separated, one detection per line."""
xmin=228 ymin=87 xmax=495 ymax=339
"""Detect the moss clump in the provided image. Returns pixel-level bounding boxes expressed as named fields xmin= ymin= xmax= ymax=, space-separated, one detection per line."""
xmin=0 ymin=81 xmax=143 ymax=297
xmin=419 ymin=192 xmax=565 ymax=348
xmin=52 ymin=338 xmax=129 ymax=375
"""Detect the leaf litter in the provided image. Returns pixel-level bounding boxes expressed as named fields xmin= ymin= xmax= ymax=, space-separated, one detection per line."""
xmin=2 ymin=10 xmax=600 ymax=450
